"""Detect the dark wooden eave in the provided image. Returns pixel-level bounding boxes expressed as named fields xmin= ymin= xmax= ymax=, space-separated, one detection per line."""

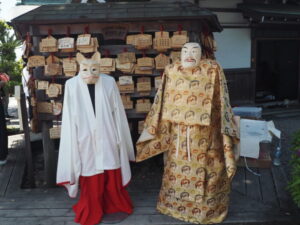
xmin=238 ymin=3 xmax=300 ymax=24
xmin=11 ymin=2 xmax=222 ymax=38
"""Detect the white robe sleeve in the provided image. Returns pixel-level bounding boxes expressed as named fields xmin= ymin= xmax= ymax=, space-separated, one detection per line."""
xmin=112 ymin=81 xmax=135 ymax=186
xmin=56 ymin=81 xmax=81 ymax=198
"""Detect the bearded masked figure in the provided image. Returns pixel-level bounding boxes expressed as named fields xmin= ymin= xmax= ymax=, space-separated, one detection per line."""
xmin=136 ymin=43 xmax=239 ymax=224
xmin=57 ymin=52 xmax=135 ymax=225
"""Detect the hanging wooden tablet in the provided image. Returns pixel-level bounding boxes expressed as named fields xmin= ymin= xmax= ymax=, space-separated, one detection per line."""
xmin=37 ymin=102 xmax=53 ymax=113
xmin=49 ymin=126 xmax=61 ymax=139
xmin=117 ymin=81 xmax=134 ymax=93
xmin=153 ymin=31 xmax=171 ymax=52
xmin=126 ymin=35 xmax=136 ymax=45
xmin=46 ymin=55 xmax=60 ymax=65
xmin=137 ymin=57 xmax=154 ymax=70
xmin=134 ymin=67 xmax=152 ymax=75
xmin=76 ymin=34 xmax=91 ymax=46
xmin=171 ymin=34 xmax=189 ymax=49
xmin=170 ymin=51 xmax=181 ymax=63
xmin=135 ymin=34 xmax=152 ymax=50
xmin=136 ymin=99 xmax=151 ymax=113
xmin=99 ymin=58 xmax=115 ymax=74
xmin=173 ymin=30 xmax=188 ymax=36
xmin=28 ymin=56 xmax=45 ymax=68
xmin=58 ymin=37 xmax=75 ymax=52
xmin=155 ymin=53 xmax=170 ymax=70
xmin=46 ymin=83 xmax=62 ymax=98
xmin=115 ymin=59 xmax=135 ymax=73
xmin=117 ymin=52 xmax=136 ymax=64
xmin=77 ymin=37 xmax=98 ymax=53
xmin=40 ymin=36 xmax=58 ymax=53
xmin=37 ymin=80 xmax=49 ymax=90
xmin=45 ymin=63 xmax=62 ymax=76
xmin=137 ymin=77 xmax=151 ymax=92
xmin=119 ymin=76 xmax=133 ymax=85
xmin=63 ymin=58 xmax=77 ymax=76
xmin=121 ymin=95 xmax=133 ymax=110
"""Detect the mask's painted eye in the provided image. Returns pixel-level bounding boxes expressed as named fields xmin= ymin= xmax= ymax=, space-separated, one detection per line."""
xmin=92 ymin=68 xmax=97 ymax=72
xmin=83 ymin=68 xmax=88 ymax=72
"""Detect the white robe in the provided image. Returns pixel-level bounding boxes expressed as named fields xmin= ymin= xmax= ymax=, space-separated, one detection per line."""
xmin=56 ymin=74 xmax=135 ymax=198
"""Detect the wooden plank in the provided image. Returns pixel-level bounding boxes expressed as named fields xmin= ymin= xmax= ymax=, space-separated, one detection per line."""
xmin=245 ymin=167 xmax=262 ymax=201
xmin=259 ymin=168 xmax=279 ymax=207
xmin=0 ymin=149 xmax=17 ymax=197
xmin=232 ymin=167 xmax=246 ymax=195
xmin=41 ymin=121 xmax=57 ymax=187
xmin=271 ymin=166 xmax=295 ymax=212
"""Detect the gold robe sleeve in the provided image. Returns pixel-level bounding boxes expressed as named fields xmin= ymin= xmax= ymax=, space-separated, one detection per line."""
xmin=216 ymin=62 xmax=240 ymax=180
xmin=136 ymin=68 xmax=172 ymax=162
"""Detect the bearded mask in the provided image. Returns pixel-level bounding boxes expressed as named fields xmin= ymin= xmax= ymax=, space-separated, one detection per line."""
xmin=181 ymin=42 xmax=202 ymax=69
xmin=76 ymin=52 xmax=101 ymax=84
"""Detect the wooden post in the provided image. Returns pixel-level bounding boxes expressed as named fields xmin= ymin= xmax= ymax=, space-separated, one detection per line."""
xmin=41 ymin=121 xmax=57 ymax=187
xmin=20 ymin=90 xmax=35 ymax=188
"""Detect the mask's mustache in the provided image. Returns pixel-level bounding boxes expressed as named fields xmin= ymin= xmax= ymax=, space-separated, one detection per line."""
xmin=185 ymin=58 xmax=196 ymax=62
xmin=82 ymin=75 xmax=99 ymax=79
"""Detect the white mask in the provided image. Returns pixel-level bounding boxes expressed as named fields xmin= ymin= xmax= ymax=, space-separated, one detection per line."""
xmin=76 ymin=52 xmax=101 ymax=84
xmin=181 ymin=42 xmax=201 ymax=69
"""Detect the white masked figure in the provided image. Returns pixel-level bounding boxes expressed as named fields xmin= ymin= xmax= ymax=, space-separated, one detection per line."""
xmin=136 ymin=43 xmax=239 ymax=224
xmin=57 ymin=52 xmax=135 ymax=225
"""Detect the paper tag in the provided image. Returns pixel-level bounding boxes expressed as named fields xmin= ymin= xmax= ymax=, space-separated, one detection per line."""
xmin=37 ymin=81 xmax=49 ymax=90
xmin=58 ymin=37 xmax=75 ymax=49
xmin=76 ymin=34 xmax=91 ymax=46
xmin=28 ymin=56 xmax=45 ymax=68
xmin=119 ymin=76 xmax=133 ymax=85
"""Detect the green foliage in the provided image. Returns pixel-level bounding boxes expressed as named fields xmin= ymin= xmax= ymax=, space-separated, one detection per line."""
xmin=288 ymin=130 xmax=300 ymax=208
xmin=0 ymin=20 xmax=23 ymax=95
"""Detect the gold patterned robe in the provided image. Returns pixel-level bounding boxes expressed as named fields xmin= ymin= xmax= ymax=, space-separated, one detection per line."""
xmin=136 ymin=60 xmax=239 ymax=224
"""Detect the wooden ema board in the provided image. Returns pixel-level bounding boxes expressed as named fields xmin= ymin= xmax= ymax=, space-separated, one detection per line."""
xmin=136 ymin=99 xmax=151 ymax=113
xmin=155 ymin=54 xmax=169 ymax=70
xmin=49 ymin=126 xmax=61 ymax=139
xmin=117 ymin=81 xmax=134 ymax=93
xmin=100 ymin=58 xmax=115 ymax=73
xmin=37 ymin=102 xmax=53 ymax=113
xmin=121 ymin=95 xmax=133 ymax=109
xmin=58 ymin=37 xmax=75 ymax=50
xmin=117 ymin=52 xmax=136 ymax=64
xmin=137 ymin=77 xmax=151 ymax=92
xmin=28 ymin=56 xmax=45 ymax=68
xmin=45 ymin=64 xmax=62 ymax=76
